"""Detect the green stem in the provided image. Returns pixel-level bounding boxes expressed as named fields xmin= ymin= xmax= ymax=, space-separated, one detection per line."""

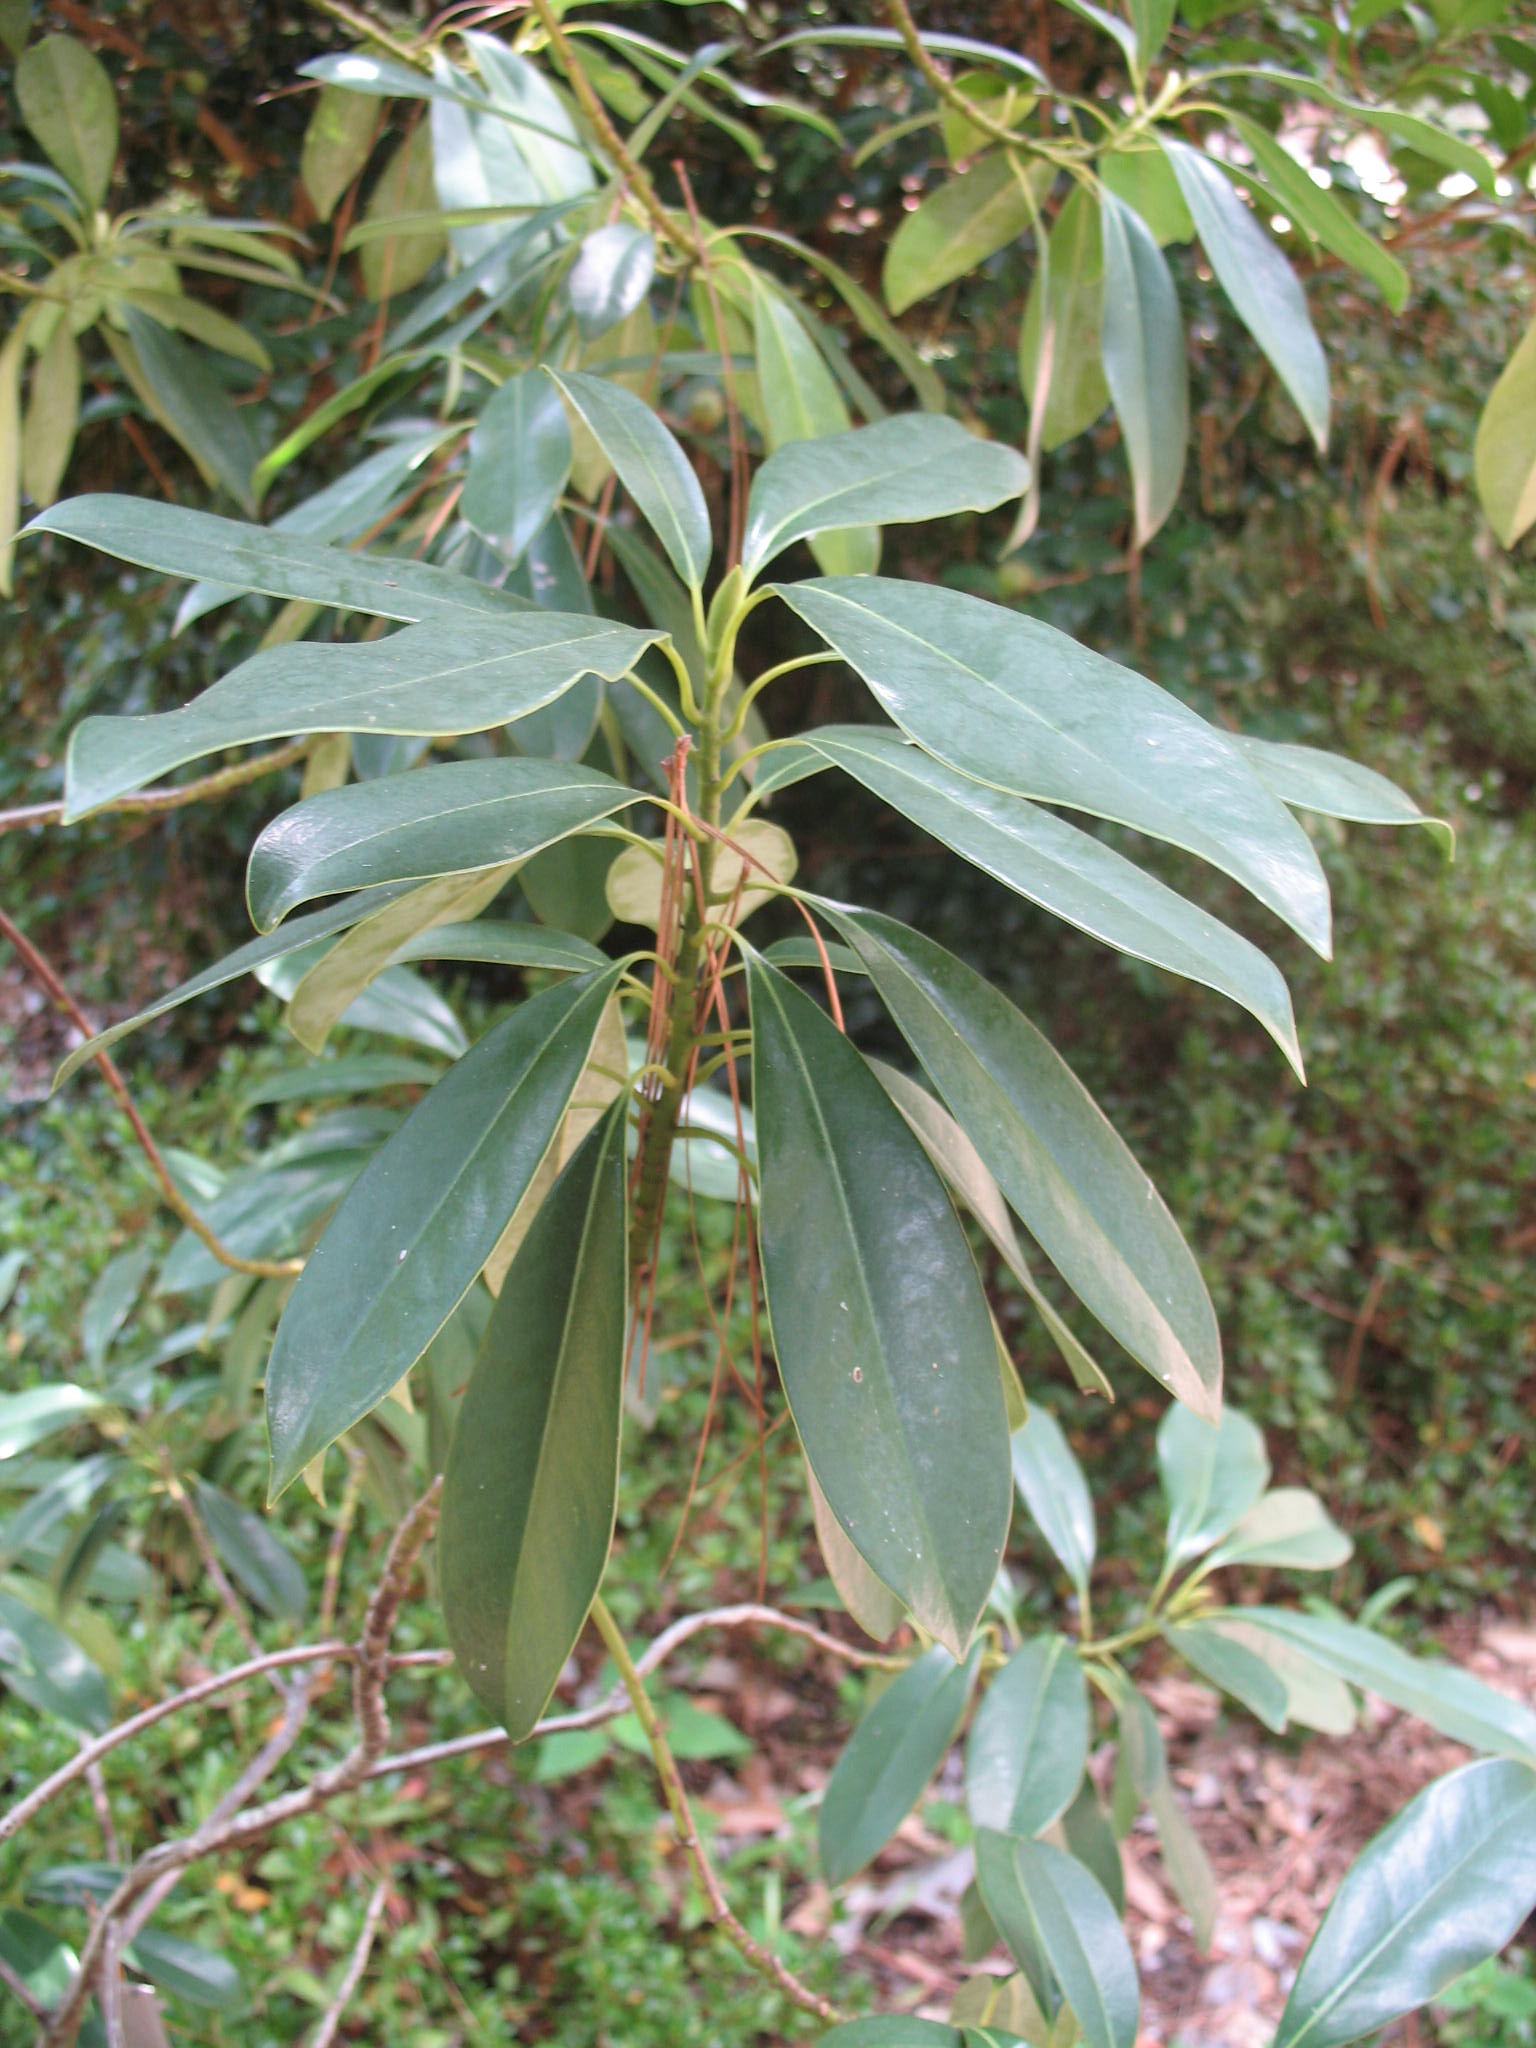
xmin=589 ymin=1597 xmax=843 ymax=2022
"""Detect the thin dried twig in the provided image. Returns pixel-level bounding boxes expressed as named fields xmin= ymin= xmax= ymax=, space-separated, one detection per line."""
xmin=308 ymin=1882 xmax=390 ymax=2048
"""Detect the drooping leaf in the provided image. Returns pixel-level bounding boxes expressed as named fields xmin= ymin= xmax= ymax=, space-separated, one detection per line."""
xmin=748 ymin=955 xmax=1011 ymax=1658
xmin=359 ymin=124 xmax=445 ymax=299
xmin=1255 ymin=72 xmax=1497 ymax=199
xmin=975 ymin=1830 xmax=1140 ymax=2048
xmin=570 ymin=222 xmax=656 ymax=338
xmin=819 ymin=1646 xmax=981 ymax=1886
xmin=1060 ymin=1778 xmax=1124 ymax=1915
xmin=1161 ymin=137 xmax=1329 ymax=450
xmin=461 ymin=369 xmax=573 ymax=567
xmin=1275 ymin=1760 xmax=1536 ymax=2048
xmin=189 ymin=1478 xmax=308 ymax=1622
xmin=1157 ymin=1401 xmax=1271 ymax=1566
xmin=1236 ymin=735 xmax=1452 ymax=854
xmin=743 ymin=418 xmax=1029 ymax=582
xmin=750 ymin=270 xmax=877 ymax=576
xmin=16 ymin=35 xmax=117 ymax=207
xmin=806 ymin=1462 xmax=905 ymax=1644
xmin=1099 ymin=189 xmax=1188 ymax=544
xmin=777 ymin=579 xmax=1331 ymax=955
xmin=1476 ymin=311 xmax=1536 ymax=547
xmin=300 ymin=83 xmax=379 ymax=221
xmin=1202 ymin=1488 xmax=1352 ymax=1574
xmin=1148 ymin=1777 xmax=1218 ymax=1951
xmin=805 ymin=728 xmax=1300 ymax=1073
xmin=1225 ymin=114 xmax=1408 ymax=312
xmin=546 ymin=368 xmax=711 ymax=591
xmin=119 ymin=312 xmax=260 ymax=512
xmin=1203 ymin=1613 xmax=1354 ymax=1736
xmin=1018 ymin=187 xmax=1110 ymax=453
xmin=884 ymin=152 xmax=1039 ymax=315
xmin=1010 ymin=1408 xmax=1096 ymax=1602
xmin=247 ymin=758 xmax=639 ymax=929
xmin=65 ymin=612 xmax=658 ymax=822
xmin=508 ymin=515 xmax=603 ymax=760
xmin=0 ymin=1591 xmax=110 ymax=1731
xmin=440 ymin=1102 xmax=627 ymax=1738
xmin=966 ymin=1635 xmax=1089 ymax=1837
xmin=828 ymin=910 xmax=1221 ymax=1417
xmin=20 ymin=315 xmax=80 ymax=510
xmin=1239 ymin=1610 xmax=1536 ymax=1762
xmin=26 ymin=495 xmax=531 ymax=623
xmin=0 ymin=319 xmax=25 ymax=597
xmin=1163 ymin=1620 xmax=1290 ymax=1732
xmin=265 ymin=968 xmax=622 ymax=1496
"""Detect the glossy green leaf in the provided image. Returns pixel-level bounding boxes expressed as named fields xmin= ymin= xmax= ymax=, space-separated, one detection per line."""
xmin=359 ymin=125 xmax=445 ymax=299
xmin=570 ymin=223 xmax=656 ymax=338
xmin=806 ymin=1462 xmax=904 ymax=1644
xmin=509 ymin=515 xmax=603 ymax=760
xmin=395 ymin=919 xmax=608 ymax=975
xmin=247 ymin=758 xmax=638 ymax=929
xmin=1060 ymin=1778 xmax=1124 ymax=1915
xmin=1019 ymin=188 xmax=1110 ymax=453
xmin=240 ymin=1055 xmax=442 ymax=1111
xmin=120 ymin=1925 xmax=245 ymax=2012
xmin=54 ymin=887 xmax=421 ymax=1087
xmin=1236 ymin=735 xmax=1452 ymax=853
xmin=748 ymin=955 xmax=1010 ymax=1659
xmin=1240 ymin=1610 xmax=1536 ymax=1762
xmin=1056 ymin=0 xmax=1139 ymax=66
xmin=26 ymin=496 xmax=530 ymax=623
xmin=1163 ymin=1620 xmax=1289 ymax=1732
xmin=265 ymin=968 xmax=621 ymax=1496
xmin=547 ymin=368 xmax=711 ymax=591
xmin=1225 ymin=114 xmax=1408 ymax=312
xmin=300 ymin=83 xmax=378 ymax=221
xmin=806 ymin=729 xmax=1300 ymax=1074
xmin=870 ymin=1059 xmax=1111 ymax=1400
xmin=0 ymin=1907 xmax=79 ymax=2011
xmin=462 ymin=370 xmax=573 ymax=567
xmin=1203 ymin=1613 xmax=1354 ymax=1736
xmin=79 ymin=1246 xmax=153 ymax=1373
xmin=190 ymin=1478 xmax=308 ymax=1623
xmin=0 ymin=1386 xmax=103 ymax=1459
xmin=820 ymin=2024 xmax=965 ymax=2046
xmin=1475 ymin=312 xmax=1536 ymax=547
xmin=1157 ymin=1401 xmax=1271 ymax=1566
xmin=1099 ymin=189 xmax=1188 ymax=544
xmin=1148 ymin=1777 xmax=1218 ymax=1951
xmin=884 ymin=153 xmax=1036 ymax=315
xmin=21 ymin=315 xmax=79 ymax=510
xmin=829 ymin=911 xmax=1221 ymax=1417
xmin=745 ymin=418 xmax=1029 ymax=582
xmin=750 ymin=271 xmax=877 ymax=577
xmin=975 ymin=1830 xmax=1139 ymax=2048
xmin=819 ymin=1646 xmax=981 ymax=1885
xmin=65 ymin=612 xmax=657 ymax=822
xmin=1010 ymin=1408 xmax=1095 ymax=1602
xmin=0 ymin=1591 xmax=110 ymax=1731
xmin=1161 ymin=137 xmax=1329 ymax=451
xmin=966 ymin=1635 xmax=1089 ymax=1836
xmin=778 ymin=579 xmax=1331 ymax=955
xmin=1202 ymin=1487 xmax=1352 ymax=1573
xmin=16 ymin=35 xmax=116 ymax=206
xmin=121 ymin=311 xmax=260 ymax=512
xmin=440 ymin=1102 xmax=627 ymax=1738
xmin=1258 ymin=72 xmax=1497 ymax=198
xmin=1276 ymin=1760 xmax=1536 ymax=2048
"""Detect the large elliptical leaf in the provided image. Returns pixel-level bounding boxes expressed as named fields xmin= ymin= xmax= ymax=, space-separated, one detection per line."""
xmin=65 ymin=613 xmax=661 ymax=821
xmin=26 ymin=496 xmax=526 ymax=622
xmin=747 ymin=955 xmax=1010 ymax=1658
xmin=1099 ymin=188 xmax=1188 ymax=544
xmin=246 ymin=758 xmax=641 ymax=928
xmin=819 ymin=1646 xmax=980 ymax=1886
xmin=1010 ymin=1407 xmax=1096 ymax=1601
xmin=546 ymin=368 xmax=711 ymax=592
xmin=883 ymin=151 xmax=1039 ymax=315
xmin=1160 ymin=137 xmax=1329 ymax=451
xmin=1236 ymin=735 xmax=1453 ymax=854
xmin=975 ymin=1829 xmax=1140 ymax=2048
xmin=829 ymin=910 xmax=1221 ymax=1418
xmin=966 ymin=1634 xmax=1088 ymax=1836
xmin=778 ymin=578 xmax=1331 ymax=957
xmin=1275 ymin=1760 xmax=1536 ymax=2048
xmin=461 ymin=370 xmax=573 ymax=566
xmin=438 ymin=1102 xmax=627 ymax=1739
xmin=803 ymin=728 xmax=1301 ymax=1074
xmin=741 ymin=417 xmax=1030 ymax=582
xmin=265 ymin=967 xmax=623 ymax=1496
